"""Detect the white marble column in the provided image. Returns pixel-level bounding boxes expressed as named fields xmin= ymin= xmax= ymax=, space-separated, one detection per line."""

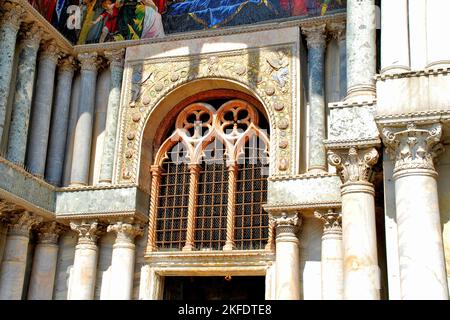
xmin=302 ymin=24 xmax=327 ymax=173
xmin=382 ymin=124 xmax=449 ymax=300
xmin=27 ymin=222 xmax=63 ymax=300
xmin=98 ymin=49 xmax=125 ymax=185
xmin=70 ymin=52 xmax=99 ymax=186
xmin=346 ymin=0 xmax=377 ymax=101
xmin=408 ymin=0 xmax=427 ymax=70
xmin=315 ymin=210 xmax=343 ymax=300
xmin=274 ymin=212 xmax=301 ymax=300
xmin=0 ymin=211 xmax=42 ymax=300
xmin=329 ymin=22 xmax=347 ymax=100
xmin=45 ymin=56 xmax=76 ymax=186
xmin=68 ymin=220 xmax=100 ymax=300
xmin=0 ymin=2 xmax=25 ymax=142
xmin=107 ymin=222 xmax=143 ymax=300
xmin=6 ymin=24 xmax=42 ymax=165
xmin=26 ymin=41 xmax=61 ymax=177
xmin=381 ymin=0 xmax=410 ymax=74
xmin=426 ymin=0 xmax=450 ymax=68
xmin=328 ymin=147 xmax=380 ymax=300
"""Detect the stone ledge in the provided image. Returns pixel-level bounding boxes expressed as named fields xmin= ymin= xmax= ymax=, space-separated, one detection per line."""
xmin=375 ymin=110 xmax=450 ymax=126
xmin=376 ymin=67 xmax=450 ymax=81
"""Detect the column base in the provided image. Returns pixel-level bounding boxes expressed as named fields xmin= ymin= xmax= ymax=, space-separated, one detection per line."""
xmin=345 ymin=85 xmax=376 ymax=103
xmin=182 ymin=244 xmax=195 ymax=251
xmin=223 ymin=242 xmax=236 ymax=251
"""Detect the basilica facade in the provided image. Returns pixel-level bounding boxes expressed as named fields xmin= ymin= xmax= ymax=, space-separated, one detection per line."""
xmin=0 ymin=0 xmax=448 ymax=300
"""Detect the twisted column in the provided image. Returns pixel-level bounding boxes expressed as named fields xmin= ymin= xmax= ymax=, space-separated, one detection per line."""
xmin=26 ymin=41 xmax=61 ymax=177
xmin=0 ymin=2 xmax=26 ymax=142
xmin=328 ymin=147 xmax=380 ymax=299
xmin=107 ymin=222 xmax=143 ymax=300
xmin=382 ymin=123 xmax=449 ymax=299
xmin=70 ymin=52 xmax=100 ymax=186
xmin=6 ymin=23 xmax=42 ymax=165
xmin=0 ymin=211 xmax=42 ymax=300
xmin=45 ymin=56 xmax=77 ymax=186
xmin=224 ymin=163 xmax=238 ymax=251
xmin=68 ymin=220 xmax=101 ymax=300
xmin=274 ymin=212 xmax=301 ymax=300
xmin=27 ymin=222 xmax=64 ymax=300
xmin=183 ymin=164 xmax=200 ymax=251
xmin=99 ymin=49 xmax=125 ymax=184
xmin=315 ymin=210 xmax=343 ymax=300
xmin=146 ymin=165 xmax=162 ymax=253
xmin=302 ymin=24 xmax=327 ymax=173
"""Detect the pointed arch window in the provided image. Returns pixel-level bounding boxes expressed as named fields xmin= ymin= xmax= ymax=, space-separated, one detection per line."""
xmin=146 ymin=99 xmax=272 ymax=252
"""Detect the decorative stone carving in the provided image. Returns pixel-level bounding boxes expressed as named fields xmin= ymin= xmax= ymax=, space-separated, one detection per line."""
xmin=70 ymin=220 xmax=101 ymax=245
xmin=314 ymin=210 xmax=342 ymax=234
xmin=58 ymin=55 xmax=77 ymax=72
xmin=302 ymin=24 xmax=327 ymax=49
xmin=19 ymin=23 xmax=43 ymax=49
xmin=273 ymin=212 xmax=301 ymax=237
xmin=39 ymin=40 xmax=61 ymax=63
xmin=0 ymin=1 xmax=26 ymax=30
xmin=77 ymin=52 xmax=100 ymax=72
xmin=381 ymin=123 xmax=443 ymax=173
xmin=328 ymin=147 xmax=379 ymax=184
xmin=105 ymin=49 xmax=125 ymax=70
xmin=8 ymin=211 xmax=43 ymax=237
xmin=329 ymin=21 xmax=346 ymax=41
xmin=107 ymin=222 xmax=143 ymax=244
xmin=37 ymin=221 xmax=64 ymax=244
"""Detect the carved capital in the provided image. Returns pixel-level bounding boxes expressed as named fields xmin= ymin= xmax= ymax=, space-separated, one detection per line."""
xmin=19 ymin=23 xmax=43 ymax=49
xmin=302 ymin=24 xmax=327 ymax=50
xmin=329 ymin=21 xmax=346 ymax=41
xmin=36 ymin=221 xmax=64 ymax=244
xmin=107 ymin=222 xmax=143 ymax=244
xmin=70 ymin=220 xmax=101 ymax=245
xmin=273 ymin=212 xmax=302 ymax=239
xmin=0 ymin=1 xmax=26 ymax=31
xmin=39 ymin=40 xmax=61 ymax=64
xmin=314 ymin=210 xmax=342 ymax=235
xmin=58 ymin=55 xmax=77 ymax=73
xmin=104 ymin=49 xmax=125 ymax=70
xmin=382 ymin=123 xmax=443 ymax=174
xmin=77 ymin=52 xmax=100 ymax=72
xmin=8 ymin=211 xmax=43 ymax=237
xmin=328 ymin=147 xmax=379 ymax=184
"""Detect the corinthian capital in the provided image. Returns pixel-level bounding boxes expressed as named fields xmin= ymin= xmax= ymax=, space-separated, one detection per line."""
xmin=329 ymin=21 xmax=346 ymax=41
xmin=328 ymin=147 xmax=379 ymax=184
xmin=77 ymin=52 xmax=100 ymax=72
xmin=37 ymin=221 xmax=65 ymax=244
xmin=19 ymin=23 xmax=43 ymax=49
xmin=314 ymin=210 xmax=342 ymax=234
xmin=104 ymin=49 xmax=125 ymax=70
xmin=39 ymin=40 xmax=61 ymax=63
xmin=58 ymin=55 xmax=77 ymax=73
xmin=302 ymin=24 xmax=327 ymax=50
xmin=381 ymin=123 xmax=443 ymax=173
xmin=70 ymin=220 xmax=101 ymax=245
xmin=0 ymin=1 xmax=26 ymax=31
xmin=8 ymin=211 xmax=43 ymax=237
xmin=107 ymin=222 xmax=143 ymax=244
xmin=273 ymin=212 xmax=302 ymax=239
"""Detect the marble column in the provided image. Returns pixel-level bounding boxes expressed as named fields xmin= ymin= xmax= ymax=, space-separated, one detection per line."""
xmin=328 ymin=147 xmax=380 ymax=300
xmin=382 ymin=124 xmax=449 ymax=300
xmin=408 ymin=0 xmax=427 ymax=70
xmin=70 ymin=53 xmax=99 ymax=186
xmin=6 ymin=24 xmax=42 ymax=165
xmin=26 ymin=41 xmax=61 ymax=177
xmin=27 ymin=222 xmax=63 ymax=300
xmin=107 ymin=222 xmax=143 ymax=300
xmin=380 ymin=0 xmax=410 ymax=74
xmin=346 ymin=0 xmax=377 ymax=101
xmin=302 ymin=24 xmax=327 ymax=173
xmin=329 ymin=22 xmax=347 ymax=100
xmin=274 ymin=212 xmax=301 ymax=300
xmin=315 ymin=210 xmax=343 ymax=300
xmin=0 ymin=211 xmax=42 ymax=300
xmin=98 ymin=49 xmax=125 ymax=185
xmin=45 ymin=56 xmax=76 ymax=186
xmin=426 ymin=0 xmax=450 ymax=68
xmin=68 ymin=220 xmax=100 ymax=300
xmin=0 ymin=2 xmax=26 ymax=142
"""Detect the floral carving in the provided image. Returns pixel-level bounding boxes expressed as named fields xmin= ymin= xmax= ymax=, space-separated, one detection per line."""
xmin=314 ymin=210 xmax=342 ymax=234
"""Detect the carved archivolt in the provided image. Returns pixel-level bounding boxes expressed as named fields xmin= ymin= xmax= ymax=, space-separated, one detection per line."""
xmin=115 ymin=44 xmax=297 ymax=184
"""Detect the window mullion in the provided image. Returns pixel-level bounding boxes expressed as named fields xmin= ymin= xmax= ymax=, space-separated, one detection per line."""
xmin=223 ymin=162 xmax=238 ymax=251
xmin=182 ymin=163 xmax=201 ymax=251
xmin=146 ymin=164 xmax=162 ymax=253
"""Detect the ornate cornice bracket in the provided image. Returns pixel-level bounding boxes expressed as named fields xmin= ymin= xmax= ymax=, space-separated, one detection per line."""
xmin=328 ymin=147 xmax=379 ymax=184
xmin=381 ymin=123 xmax=444 ymax=173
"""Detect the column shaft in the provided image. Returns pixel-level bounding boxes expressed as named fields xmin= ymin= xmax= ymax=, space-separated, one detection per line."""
xmin=45 ymin=57 xmax=76 ymax=186
xmin=346 ymin=0 xmax=377 ymax=100
xmin=98 ymin=49 xmax=125 ymax=184
xmin=0 ymin=2 xmax=25 ymax=142
xmin=26 ymin=41 xmax=60 ymax=177
xmin=70 ymin=53 xmax=99 ymax=186
xmin=6 ymin=24 xmax=41 ymax=165
xmin=381 ymin=0 xmax=410 ymax=74
xmin=408 ymin=0 xmax=427 ymax=70
xmin=426 ymin=0 xmax=450 ymax=68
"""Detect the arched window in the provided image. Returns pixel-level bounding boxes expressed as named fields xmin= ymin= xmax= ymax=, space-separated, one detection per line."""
xmin=146 ymin=99 xmax=272 ymax=252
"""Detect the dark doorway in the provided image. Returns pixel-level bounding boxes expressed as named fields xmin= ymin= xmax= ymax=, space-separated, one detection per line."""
xmin=163 ymin=276 xmax=265 ymax=300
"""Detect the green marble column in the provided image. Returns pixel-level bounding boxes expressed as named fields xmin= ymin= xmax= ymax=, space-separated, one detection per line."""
xmin=6 ymin=24 xmax=42 ymax=165
xmin=0 ymin=2 xmax=25 ymax=143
